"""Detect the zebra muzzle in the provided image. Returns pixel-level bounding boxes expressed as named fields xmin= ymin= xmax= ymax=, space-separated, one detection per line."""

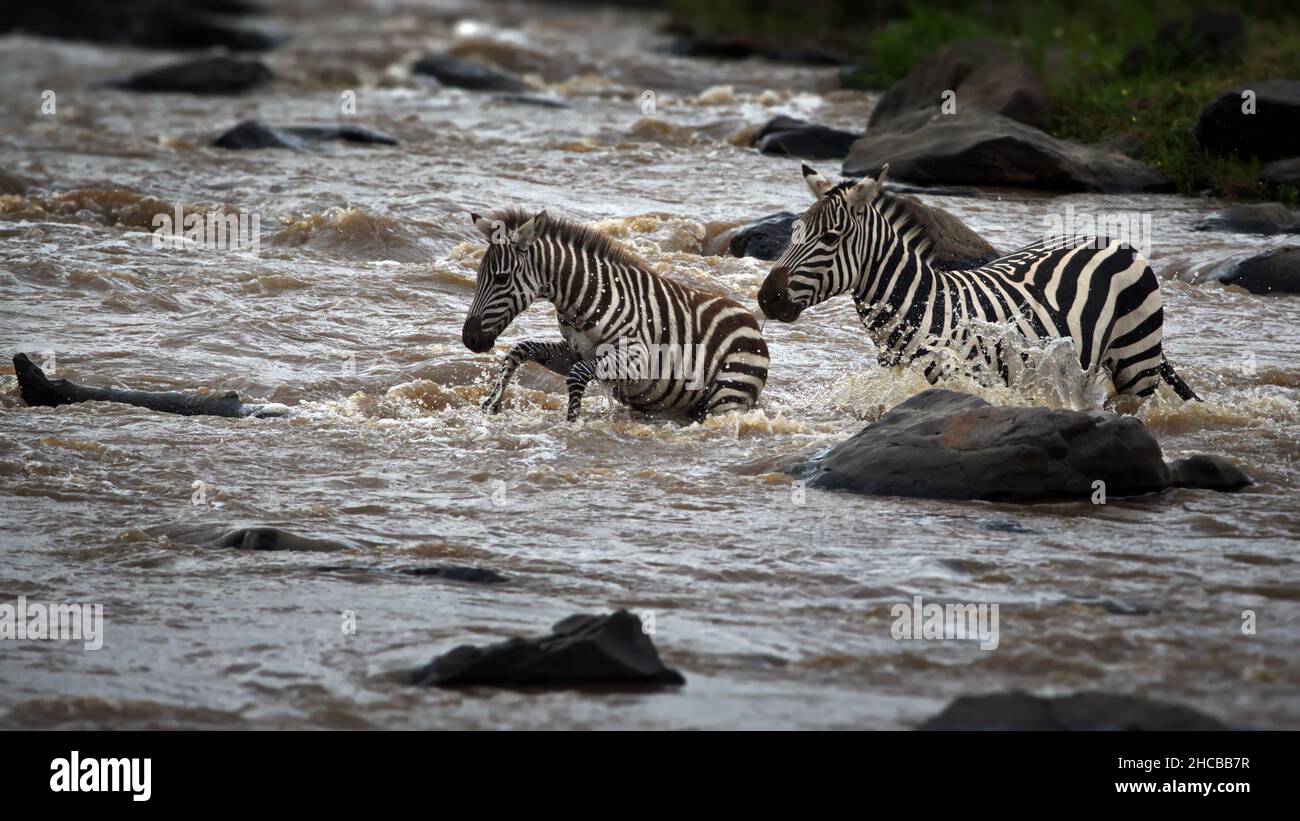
xmin=757 ymin=272 xmax=803 ymax=322
xmin=462 ymin=317 xmax=495 ymax=353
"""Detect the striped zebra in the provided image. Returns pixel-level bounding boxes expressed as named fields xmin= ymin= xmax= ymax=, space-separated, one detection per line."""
xmin=757 ymin=163 xmax=1199 ymax=401
xmin=462 ymin=208 xmax=769 ymax=421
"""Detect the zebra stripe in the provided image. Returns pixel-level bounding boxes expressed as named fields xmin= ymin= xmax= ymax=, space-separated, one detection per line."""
xmin=757 ymin=164 xmax=1199 ymax=401
xmin=463 ymin=208 xmax=769 ymax=421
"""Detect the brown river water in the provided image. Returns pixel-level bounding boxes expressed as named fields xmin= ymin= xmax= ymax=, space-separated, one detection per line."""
xmin=1 ymin=0 xmax=1297 ymax=729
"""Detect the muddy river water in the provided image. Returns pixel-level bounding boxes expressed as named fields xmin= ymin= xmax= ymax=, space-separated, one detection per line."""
xmin=1 ymin=0 xmax=1297 ymax=728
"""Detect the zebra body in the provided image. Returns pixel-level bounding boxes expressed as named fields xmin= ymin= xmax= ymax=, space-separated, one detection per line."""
xmin=462 ymin=208 xmax=769 ymax=420
xmin=757 ymin=164 xmax=1198 ymax=401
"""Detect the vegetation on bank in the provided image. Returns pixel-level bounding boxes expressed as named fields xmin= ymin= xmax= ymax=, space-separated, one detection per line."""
xmin=668 ymin=0 xmax=1300 ymax=201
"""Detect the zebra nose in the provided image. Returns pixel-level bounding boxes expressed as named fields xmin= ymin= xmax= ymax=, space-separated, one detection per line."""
xmin=462 ymin=317 xmax=494 ymax=353
xmin=758 ymin=270 xmax=798 ymax=321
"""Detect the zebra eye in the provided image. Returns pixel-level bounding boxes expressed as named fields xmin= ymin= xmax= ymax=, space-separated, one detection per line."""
xmin=822 ymin=230 xmax=841 ymax=244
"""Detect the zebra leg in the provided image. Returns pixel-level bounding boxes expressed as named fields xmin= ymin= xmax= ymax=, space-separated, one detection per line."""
xmin=482 ymin=341 xmax=575 ymax=414
xmin=564 ymin=357 xmax=602 ymax=421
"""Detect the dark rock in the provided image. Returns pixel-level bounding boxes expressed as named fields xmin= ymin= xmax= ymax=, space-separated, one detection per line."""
xmin=399 ymin=566 xmax=508 ymax=584
xmin=1195 ymin=79 xmax=1300 ymax=162
xmin=412 ymin=53 xmax=527 ymax=92
xmin=12 ymin=352 xmax=286 ymax=418
xmin=495 ymin=94 xmax=569 ymax=109
xmin=869 ymin=42 xmax=1049 ymax=131
xmin=109 ymin=56 xmax=272 ymax=95
xmin=754 ymin=116 xmax=860 ymax=160
xmin=918 ymin=691 xmax=1230 ymax=730
xmin=661 ymin=34 xmax=851 ymax=66
xmin=1169 ymin=455 xmax=1255 ymax=491
xmin=728 ymin=196 xmax=998 ymax=270
xmin=1121 ymin=9 xmax=1245 ymax=76
xmin=792 ymin=389 xmax=1251 ymax=502
xmin=728 ymin=211 xmax=799 ymax=261
xmin=1194 ymin=202 xmax=1300 ymax=234
xmin=1 ymin=0 xmax=282 ymax=51
xmin=147 ymin=524 xmax=359 ymax=552
xmin=845 ymin=108 xmax=1171 ymax=193
xmin=212 ymin=120 xmax=399 ymax=150
xmin=1261 ymin=157 xmax=1300 ymax=189
xmin=1217 ymin=247 xmax=1300 ymax=295
xmin=412 ymin=609 xmax=685 ymax=688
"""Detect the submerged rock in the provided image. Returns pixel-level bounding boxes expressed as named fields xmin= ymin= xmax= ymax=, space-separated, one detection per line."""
xmin=2 ymin=0 xmax=283 ymax=52
xmin=147 ymin=525 xmax=360 ymax=552
xmin=412 ymin=610 xmax=685 ymax=688
xmin=316 ymin=565 xmax=508 ymax=584
xmin=1195 ymin=79 xmax=1300 ymax=162
xmin=918 ymin=691 xmax=1230 ymax=730
xmin=213 ymin=120 xmax=399 ymax=150
xmin=1216 ymin=247 xmax=1300 ymax=295
xmin=727 ymin=211 xmax=799 ymax=260
xmin=846 ymin=109 xmax=1170 ymax=192
xmin=1194 ymin=202 xmax=1300 ymax=235
xmin=753 ymin=116 xmax=859 ymax=160
xmin=791 ymin=389 xmax=1251 ymax=502
xmin=412 ymin=53 xmax=527 ymax=92
xmin=109 ymin=56 xmax=272 ymax=95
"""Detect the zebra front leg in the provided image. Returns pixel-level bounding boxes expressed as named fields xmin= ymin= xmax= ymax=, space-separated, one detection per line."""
xmin=482 ymin=341 xmax=575 ymax=414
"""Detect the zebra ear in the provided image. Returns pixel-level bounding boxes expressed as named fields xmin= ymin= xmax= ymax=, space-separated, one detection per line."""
xmin=846 ymin=165 xmax=887 ymax=211
xmin=801 ymin=163 xmax=833 ymax=200
xmin=470 ymin=211 xmax=495 ymax=240
xmin=511 ymin=209 xmax=548 ymax=249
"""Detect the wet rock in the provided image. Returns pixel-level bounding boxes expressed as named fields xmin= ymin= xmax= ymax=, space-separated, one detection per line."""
xmin=845 ymin=109 xmax=1171 ymax=193
xmin=412 ymin=53 xmax=527 ymax=92
xmin=12 ymin=352 xmax=287 ymax=418
xmin=1120 ymin=9 xmax=1245 ymax=76
xmin=869 ymin=42 xmax=1049 ymax=131
xmin=1194 ymin=202 xmax=1300 ymax=234
xmin=148 ymin=525 xmax=359 ymax=552
xmin=1215 ymin=247 xmax=1300 ymax=295
xmin=495 ymin=94 xmax=569 ymax=109
xmin=728 ymin=195 xmax=998 ymax=271
xmin=753 ymin=116 xmax=860 ymax=160
xmin=411 ymin=610 xmax=685 ymax=688
xmin=1169 ymin=455 xmax=1254 ymax=491
xmin=315 ymin=565 xmax=508 ymax=583
xmin=791 ymin=389 xmax=1251 ymax=502
xmin=918 ymin=691 xmax=1230 ymax=730
xmin=1195 ymin=79 xmax=1300 ymax=162
xmin=1261 ymin=157 xmax=1300 ymax=189
xmin=109 ymin=56 xmax=272 ymax=95
xmin=2 ymin=0 xmax=282 ymax=51
xmin=212 ymin=120 xmax=399 ymax=150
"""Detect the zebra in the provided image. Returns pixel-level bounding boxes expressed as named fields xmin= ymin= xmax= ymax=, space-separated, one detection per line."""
xmin=756 ymin=163 xmax=1199 ymax=401
xmin=461 ymin=207 xmax=769 ymax=421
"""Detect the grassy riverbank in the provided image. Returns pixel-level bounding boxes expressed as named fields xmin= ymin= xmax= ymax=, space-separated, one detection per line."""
xmin=669 ymin=0 xmax=1300 ymax=201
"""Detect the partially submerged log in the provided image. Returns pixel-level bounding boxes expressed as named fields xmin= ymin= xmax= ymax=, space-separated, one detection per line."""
xmin=11 ymin=353 xmax=287 ymax=418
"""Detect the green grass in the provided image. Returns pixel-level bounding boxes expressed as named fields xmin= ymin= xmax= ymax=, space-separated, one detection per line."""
xmin=668 ymin=0 xmax=1300 ymax=200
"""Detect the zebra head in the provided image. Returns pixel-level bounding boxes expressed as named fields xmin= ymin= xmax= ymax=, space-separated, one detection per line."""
xmin=462 ymin=209 xmax=549 ymax=353
xmin=758 ymin=163 xmax=888 ymax=322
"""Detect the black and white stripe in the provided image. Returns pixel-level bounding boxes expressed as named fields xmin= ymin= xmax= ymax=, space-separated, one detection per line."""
xmin=757 ymin=164 xmax=1199 ymax=401
xmin=462 ymin=208 xmax=769 ymax=420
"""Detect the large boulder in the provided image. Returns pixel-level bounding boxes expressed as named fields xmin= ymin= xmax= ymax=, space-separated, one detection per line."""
xmin=1195 ymin=79 xmax=1300 ymax=162
xmin=411 ymin=610 xmax=685 ymax=688
xmin=412 ymin=53 xmax=527 ymax=92
xmin=109 ymin=56 xmax=272 ymax=95
xmin=918 ymin=691 xmax=1230 ymax=731
xmin=792 ymin=389 xmax=1251 ymax=502
xmin=753 ymin=116 xmax=860 ymax=160
xmin=1120 ymin=8 xmax=1245 ymax=76
xmin=727 ymin=196 xmax=998 ymax=270
xmin=1217 ymin=247 xmax=1300 ymax=295
xmin=868 ymin=42 xmax=1049 ymax=131
xmin=1194 ymin=202 xmax=1300 ymax=234
xmin=1 ymin=0 xmax=282 ymax=51
xmin=845 ymin=108 xmax=1171 ymax=193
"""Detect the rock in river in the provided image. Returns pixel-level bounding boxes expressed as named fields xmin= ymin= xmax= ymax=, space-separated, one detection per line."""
xmin=412 ymin=610 xmax=685 ymax=688
xmin=1194 ymin=202 xmax=1300 ymax=235
xmin=1216 ymin=247 xmax=1300 ymax=296
xmin=918 ymin=691 xmax=1230 ymax=730
xmin=845 ymin=109 xmax=1171 ymax=193
xmin=412 ymin=53 xmax=527 ymax=92
xmin=213 ymin=120 xmax=399 ymax=150
xmin=109 ymin=56 xmax=272 ymax=95
xmin=791 ymin=389 xmax=1252 ymax=502
xmin=753 ymin=116 xmax=860 ymax=161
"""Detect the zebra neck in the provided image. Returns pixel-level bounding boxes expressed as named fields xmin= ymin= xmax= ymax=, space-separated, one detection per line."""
xmin=851 ymin=232 xmax=937 ymax=339
xmin=546 ymin=244 xmax=631 ymax=331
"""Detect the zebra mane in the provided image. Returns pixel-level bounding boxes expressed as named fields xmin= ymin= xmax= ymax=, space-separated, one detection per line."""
xmin=829 ymin=182 xmax=937 ymax=265
xmin=489 ymin=207 xmax=650 ymax=270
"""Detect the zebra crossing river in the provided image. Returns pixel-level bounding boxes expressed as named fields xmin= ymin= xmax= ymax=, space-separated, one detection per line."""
xmin=1 ymin=0 xmax=1297 ymax=729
